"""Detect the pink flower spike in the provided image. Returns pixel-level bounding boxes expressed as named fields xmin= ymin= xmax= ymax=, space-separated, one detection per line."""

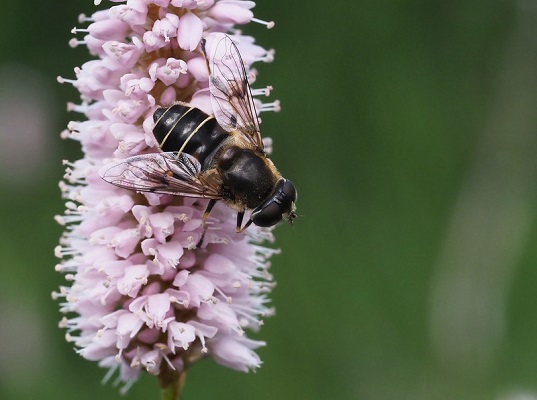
xmin=177 ymin=12 xmax=203 ymax=51
xmin=150 ymin=58 xmax=188 ymax=86
xmin=102 ymin=40 xmax=144 ymax=69
xmin=80 ymin=19 xmax=130 ymax=41
xmin=167 ymin=321 xmax=196 ymax=351
xmin=160 ymin=86 xmax=178 ymax=105
xmin=109 ymin=1 xmax=148 ymax=26
xmin=170 ymin=0 xmax=199 ymax=9
xmin=56 ymin=0 xmax=285 ymax=396
xmin=116 ymin=312 xmax=145 ymax=349
xmin=186 ymin=56 xmax=208 ymax=82
xmin=207 ymin=1 xmax=255 ymax=24
xmin=210 ymin=336 xmax=264 ymax=372
xmin=142 ymin=30 xmax=166 ymax=52
xmin=180 ymin=273 xmax=215 ymax=308
xmin=146 ymin=293 xmax=172 ymax=328
xmin=152 ymin=13 xmax=179 ymax=43
xmin=172 ymin=269 xmax=190 ymax=287
xmin=118 ymin=264 xmax=150 ymax=297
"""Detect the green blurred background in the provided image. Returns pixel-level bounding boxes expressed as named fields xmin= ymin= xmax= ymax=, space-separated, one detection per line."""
xmin=2 ymin=1 xmax=537 ymax=399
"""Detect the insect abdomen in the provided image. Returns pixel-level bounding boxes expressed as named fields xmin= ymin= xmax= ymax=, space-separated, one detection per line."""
xmin=153 ymin=104 xmax=229 ymax=168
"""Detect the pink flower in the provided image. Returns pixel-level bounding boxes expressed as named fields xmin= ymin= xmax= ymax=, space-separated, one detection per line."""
xmin=54 ymin=0 xmax=281 ymax=395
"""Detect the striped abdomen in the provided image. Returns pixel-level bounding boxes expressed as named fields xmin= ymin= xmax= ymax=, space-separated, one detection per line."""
xmin=152 ymin=104 xmax=229 ymax=169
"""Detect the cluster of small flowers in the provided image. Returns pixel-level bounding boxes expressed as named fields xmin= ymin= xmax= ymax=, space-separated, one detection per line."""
xmin=53 ymin=0 xmax=279 ymax=392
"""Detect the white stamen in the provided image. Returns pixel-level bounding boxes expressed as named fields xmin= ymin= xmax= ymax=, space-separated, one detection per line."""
xmin=260 ymin=100 xmax=281 ymax=113
xmin=71 ymin=27 xmax=90 ymax=35
xmin=251 ymin=86 xmax=273 ymax=97
xmin=214 ymin=285 xmax=232 ymax=303
xmin=119 ymin=380 xmax=136 ymax=396
xmin=57 ymin=76 xmax=69 ymax=84
xmin=67 ymin=121 xmax=79 ymax=131
xmin=78 ymin=13 xmax=94 ymax=23
xmin=69 ymin=38 xmax=86 ymax=48
xmin=155 ymin=344 xmax=176 ymax=371
xmin=67 ymin=101 xmax=89 ymax=114
xmin=101 ymin=364 xmax=118 ymax=385
xmin=255 ymin=49 xmax=275 ymax=63
xmin=251 ymin=18 xmax=275 ymax=29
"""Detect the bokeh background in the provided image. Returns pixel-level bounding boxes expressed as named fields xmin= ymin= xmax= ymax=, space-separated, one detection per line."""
xmin=2 ymin=1 xmax=537 ymax=399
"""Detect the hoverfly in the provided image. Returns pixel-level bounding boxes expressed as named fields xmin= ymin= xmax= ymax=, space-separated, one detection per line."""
xmin=100 ymin=33 xmax=297 ymax=244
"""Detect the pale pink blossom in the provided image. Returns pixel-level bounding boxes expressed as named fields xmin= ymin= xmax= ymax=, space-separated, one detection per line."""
xmin=55 ymin=0 xmax=279 ymax=395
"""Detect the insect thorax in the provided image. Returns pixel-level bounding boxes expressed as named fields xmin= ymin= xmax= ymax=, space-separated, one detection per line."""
xmin=218 ymin=146 xmax=278 ymax=209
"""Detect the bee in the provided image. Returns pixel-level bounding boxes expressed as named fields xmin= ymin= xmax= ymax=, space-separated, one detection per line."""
xmin=99 ymin=33 xmax=297 ymax=244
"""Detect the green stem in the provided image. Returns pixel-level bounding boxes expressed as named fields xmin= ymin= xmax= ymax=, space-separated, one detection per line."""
xmin=159 ymin=371 xmax=186 ymax=400
xmin=160 ymin=382 xmax=180 ymax=400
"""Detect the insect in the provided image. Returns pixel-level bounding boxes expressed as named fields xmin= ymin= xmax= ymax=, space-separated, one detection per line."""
xmin=100 ymin=33 xmax=297 ymax=244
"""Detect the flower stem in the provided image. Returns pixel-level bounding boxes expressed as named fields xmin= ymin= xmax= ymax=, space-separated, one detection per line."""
xmin=160 ymin=371 xmax=186 ymax=400
xmin=161 ymin=383 xmax=179 ymax=400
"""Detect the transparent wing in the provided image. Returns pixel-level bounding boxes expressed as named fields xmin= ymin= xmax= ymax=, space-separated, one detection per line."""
xmin=99 ymin=152 xmax=222 ymax=199
xmin=202 ymin=33 xmax=263 ymax=150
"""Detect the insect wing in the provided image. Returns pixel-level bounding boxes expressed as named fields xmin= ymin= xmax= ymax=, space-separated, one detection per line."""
xmin=203 ymin=34 xmax=264 ymax=150
xmin=99 ymin=152 xmax=222 ymax=199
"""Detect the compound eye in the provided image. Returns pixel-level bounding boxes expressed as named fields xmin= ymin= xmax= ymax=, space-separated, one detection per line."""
xmin=251 ymin=201 xmax=283 ymax=227
xmin=250 ymin=179 xmax=297 ymax=228
xmin=282 ymin=179 xmax=297 ymax=203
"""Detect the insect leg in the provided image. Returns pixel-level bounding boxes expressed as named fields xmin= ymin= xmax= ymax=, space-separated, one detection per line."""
xmin=197 ymin=199 xmax=217 ymax=248
xmin=236 ymin=211 xmax=253 ymax=233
